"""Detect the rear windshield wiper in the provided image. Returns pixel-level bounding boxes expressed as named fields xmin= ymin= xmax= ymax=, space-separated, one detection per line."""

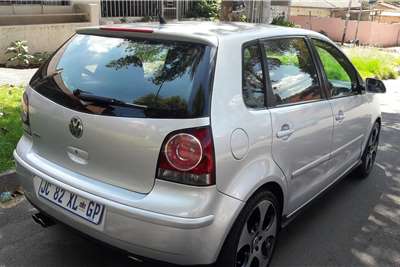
xmin=73 ymin=89 xmax=148 ymax=110
xmin=31 ymin=68 xmax=63 ymax=86
xmin=43 ymin=68 xmax=63 ymax=80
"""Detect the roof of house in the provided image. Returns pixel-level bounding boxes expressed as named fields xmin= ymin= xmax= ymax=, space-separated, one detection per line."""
xmin=376 ymin=2 xmax=400 ymax=10
xmin=290 ymin=0 xmax=361 ymax=9
xmin=381 ymin=10 xmax=400 ymax=16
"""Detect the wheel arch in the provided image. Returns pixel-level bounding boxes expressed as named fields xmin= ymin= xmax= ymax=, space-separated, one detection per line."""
xmin=251 ymin=181 xmax=284 ymax=216
xmin=360 ymin=115 xmax=382 ymax=158
xmin=216 ymin=180 xmax=285 ymax=266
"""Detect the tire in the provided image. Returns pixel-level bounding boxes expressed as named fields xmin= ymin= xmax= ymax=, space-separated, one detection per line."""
xmin=217 ymin=190 xmax=281 ymax=267
xmin=355 ymin=121 xmax=380 ymax=178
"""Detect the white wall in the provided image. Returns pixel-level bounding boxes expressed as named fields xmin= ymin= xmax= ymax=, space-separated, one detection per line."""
xmin=74 ymin=3 xmax=100 ymax=25
xmin=72 ymin=0 xmax=100 ymax=23
xmin=0 ymin=22 xmax=92 ymax=64
xmin=0 ymin=2 xmax=100 ymax=64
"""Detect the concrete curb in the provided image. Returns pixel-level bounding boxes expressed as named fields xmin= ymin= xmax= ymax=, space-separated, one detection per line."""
xmin=0 ymin=169 xmax=19 ymax=192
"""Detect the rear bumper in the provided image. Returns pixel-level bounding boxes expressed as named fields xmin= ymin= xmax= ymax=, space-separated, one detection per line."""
xmin=14 ymin=137 xmax=243 ymax=265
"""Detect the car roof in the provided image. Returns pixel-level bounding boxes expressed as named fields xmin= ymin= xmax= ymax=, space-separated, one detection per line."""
xmin=78 ymin=21 xmax=329 ymax=47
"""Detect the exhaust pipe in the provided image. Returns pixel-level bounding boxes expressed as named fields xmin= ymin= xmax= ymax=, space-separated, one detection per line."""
xmin=32 ymin=213 xmax=56 ymax=228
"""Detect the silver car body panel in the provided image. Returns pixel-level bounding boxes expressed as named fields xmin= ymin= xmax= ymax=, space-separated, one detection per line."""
xmin=210 ymin=35 xmax=288 ymax=212
xmin=28 ymin=88 xmax=210 ymax=194
xmin=328 ymin=95 xmax=372 ymax=177
xmin=269 ymin=100 xmax=335 ymax=213
xmin=15 ymin=135 xmax=243 ymax=265
xmin=14 ymin=22 xmax=382 ymax=265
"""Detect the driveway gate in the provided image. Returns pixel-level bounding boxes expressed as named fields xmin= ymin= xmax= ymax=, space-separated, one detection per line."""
xmin=100 ymin=0 xmax=193 ymax=20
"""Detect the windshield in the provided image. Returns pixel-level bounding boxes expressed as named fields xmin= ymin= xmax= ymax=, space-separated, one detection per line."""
xmin=30 ymin=34 xmax=215 ymax=118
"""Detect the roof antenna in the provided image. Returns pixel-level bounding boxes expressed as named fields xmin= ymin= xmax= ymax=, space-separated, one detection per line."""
xmin=157 ymin=8 xmax=167 ymax=24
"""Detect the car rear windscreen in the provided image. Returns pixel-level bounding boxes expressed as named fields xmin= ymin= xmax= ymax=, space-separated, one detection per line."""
xmin=30 ymin=34 xmax=215 ymax=118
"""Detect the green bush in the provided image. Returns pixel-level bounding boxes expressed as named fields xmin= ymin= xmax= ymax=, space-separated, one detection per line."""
xmin=31 ymin=52 xmax=51 ymax=67
xmin=5 ymin=40 xmax=34 ymax=68
xmin=187 ymin=0 xmax=220 ymax=19
xmin=344 ymin=47 xmax=400 ymax=80
xmin=140 ymin=15 xmax=153 ymax=22
xmin=239 ymin=14 xmax=248 ymax=22
xmin=271 ymin=16 xmax=295 ymax=27
xmin=5 ymin=40 xmax=50 ymax=68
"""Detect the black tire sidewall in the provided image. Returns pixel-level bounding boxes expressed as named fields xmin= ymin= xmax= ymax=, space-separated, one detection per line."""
xmin=217 ymin=190 xmax=281 ymax=267
xmin=358 ymin=122 xmax=380 ymax=178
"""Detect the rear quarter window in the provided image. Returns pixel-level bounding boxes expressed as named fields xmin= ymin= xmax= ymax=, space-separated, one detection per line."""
xmin=242 ymin=43 xmax=265 ymax=109
xmin=30 ymin=34 xmax=215 ymax=119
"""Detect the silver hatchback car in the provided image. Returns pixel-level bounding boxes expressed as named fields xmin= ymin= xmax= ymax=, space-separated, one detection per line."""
xmin=15 ymin=22 xmax=386 ymax=266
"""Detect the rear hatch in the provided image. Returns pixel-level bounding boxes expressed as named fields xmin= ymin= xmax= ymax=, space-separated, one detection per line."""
xmin=28 ymin=29 xmax=215 ymax=193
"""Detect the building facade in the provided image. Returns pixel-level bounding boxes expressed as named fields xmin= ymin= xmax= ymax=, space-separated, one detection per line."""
xmin=290 ymin=0 xmax=361 ymax=18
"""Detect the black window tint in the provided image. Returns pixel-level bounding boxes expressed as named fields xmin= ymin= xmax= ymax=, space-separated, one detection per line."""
xmin=264 ymin=38 xmax=321 ymax=106
xmin=242 ymin=44 xmax=265 ymax=108
xmin=313 ymin=39 xmax=357 ymax=98
xmin=30 ymin=34 xmax=214 ymax=119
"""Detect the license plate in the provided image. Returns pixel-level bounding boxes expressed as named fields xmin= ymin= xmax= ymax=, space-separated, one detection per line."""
xmin=38 ymin=180 xmax=104 ymax=225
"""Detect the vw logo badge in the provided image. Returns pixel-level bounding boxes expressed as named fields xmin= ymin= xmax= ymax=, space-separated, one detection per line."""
xmin=69 ymin=117 xmax=83 ymax=138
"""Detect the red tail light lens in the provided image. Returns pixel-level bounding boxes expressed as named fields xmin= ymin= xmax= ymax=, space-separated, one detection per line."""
xmin=165 ymin=133 xmax=203 ymax=171
xmin=157 ymin=127 xmax=215 ymax=186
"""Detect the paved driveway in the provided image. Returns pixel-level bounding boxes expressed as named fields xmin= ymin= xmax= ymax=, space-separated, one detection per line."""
xmin=1 ymin=80 xmax=400 ymax=267
xmin=0 ymin=68 xmax=37 ymax=86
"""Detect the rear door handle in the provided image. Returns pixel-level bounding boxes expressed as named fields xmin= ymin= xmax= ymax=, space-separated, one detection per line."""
xmin=335 ymin=110 xmax=345 ymax=123
xmin=276 ymin=124 xmax=294 ymax=140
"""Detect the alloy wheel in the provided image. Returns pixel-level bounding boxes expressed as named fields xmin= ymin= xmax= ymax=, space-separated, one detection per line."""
xmin=235 ymin=200 xmax=277 ymax=267
xmin=365 ymin=124 xmax=380 ymax=173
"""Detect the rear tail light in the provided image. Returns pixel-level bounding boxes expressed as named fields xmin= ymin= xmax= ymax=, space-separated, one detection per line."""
xmin=21 ymin=91 xmax=31 ymax=134
xmin=165 ymin=133 xmax=203 ymax=171
xmin=157 ymin=127 xmax=215 ymax=186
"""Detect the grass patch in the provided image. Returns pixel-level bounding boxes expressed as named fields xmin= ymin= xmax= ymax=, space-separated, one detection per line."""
xmin=344 ymin=47 xmax=400 ymax=80
xmin=0 ymin=85 xmax=23 ymax=173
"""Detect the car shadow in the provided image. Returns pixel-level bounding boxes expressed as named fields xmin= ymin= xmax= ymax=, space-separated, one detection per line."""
xmin=271 ymin=112 xmax=400 ymax=267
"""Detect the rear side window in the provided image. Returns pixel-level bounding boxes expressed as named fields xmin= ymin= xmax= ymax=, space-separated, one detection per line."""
xmin=263 ymin=38 xmax=321 ymax=106
xmin=242 ymin=44 xmax=265 ymax=108
xmin=30 ymin=34 xmax=214 ymax=118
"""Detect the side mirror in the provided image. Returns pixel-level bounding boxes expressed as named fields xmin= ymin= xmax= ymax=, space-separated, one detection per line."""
xmin=366 ymin=78 xmax=386 ymax=93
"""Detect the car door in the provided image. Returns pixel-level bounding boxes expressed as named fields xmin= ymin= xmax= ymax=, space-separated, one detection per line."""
xmin=312 ymin=39 xmax=370 ymax=179
xmin=262 ymin=37 xmax=335 ymax=214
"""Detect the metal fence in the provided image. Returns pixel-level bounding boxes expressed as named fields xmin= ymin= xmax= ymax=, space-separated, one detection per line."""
xmin=0 ymin=0 xmax=70 ymax=5
xmin=100 ymin=0 xmax=193 ymax=19
xmin=245 ymin=0 xmax=267 ymax=23
xmin=101 ymin=0 xmax=270 ymax=23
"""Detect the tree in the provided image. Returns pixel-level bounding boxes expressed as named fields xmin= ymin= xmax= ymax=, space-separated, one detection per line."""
xmin=220 ymin=1 xmax=244 ymax=21
xmin=188 ymin=0 xmax=220 ymax=19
